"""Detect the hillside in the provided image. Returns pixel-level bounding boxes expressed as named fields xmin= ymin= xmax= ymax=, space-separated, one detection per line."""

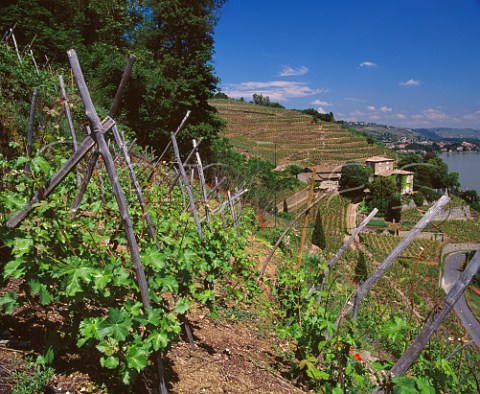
xmin=422 ymin=127 xmax=480 ymax=139
xmin=347 ymin=122 xmax=424 ymax=142
xmin=212 ymin=99 xmax=387 ymax=167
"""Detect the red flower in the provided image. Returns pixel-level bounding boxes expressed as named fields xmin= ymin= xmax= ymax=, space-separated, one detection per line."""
xmin=354 ymin=353 xmax=362 ymax=362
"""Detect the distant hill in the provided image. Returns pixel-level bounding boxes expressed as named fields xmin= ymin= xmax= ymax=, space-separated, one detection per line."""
xmin=348 ymin=122 xmax=480 ymax=141
xmin=414 ymin=128 xmax=442 ymax=139
xmin=211 ymin=99 xmax=388 ymax=167
xmin=347 ymin=122 xmax=422 ymax=141
xmin=419 ymin=127 xmax=480 ymax=139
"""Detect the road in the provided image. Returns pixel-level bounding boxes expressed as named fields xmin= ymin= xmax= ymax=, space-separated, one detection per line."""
xmin=276 ymin=188 xmax=324 ymax=212
xmin=442 ymin=252 xmax=480 ymax=348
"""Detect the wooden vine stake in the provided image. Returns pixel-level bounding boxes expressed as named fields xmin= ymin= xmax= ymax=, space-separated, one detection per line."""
xmin=335 ymin=195 xmax=449 ymax=330
xmin=7 ymin=117 xmax=115 ymax=228
xmin=25 ymin=87 xmax=38 ymax=174
xmin=58 ymin=75 xmax=81 ymax=184
xmin=71 ymin=55 xmax=137 ymax=209
xmin=373 ymin=248 xmax=480 ymax=393
xmin=67 ymin=49 xmax=169 ymax=394
xmin=166 ymin=138 xmax=203 ymax=196
xmin=170 ymin=123 xmax=203 ymax=239
xmin=193 ymin=139 xmax=210 ymax=222
xmin=296 ymin=171 xmax=315 ymax=270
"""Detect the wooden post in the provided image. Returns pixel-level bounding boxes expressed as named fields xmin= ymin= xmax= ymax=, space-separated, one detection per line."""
xmin=6 ymin=117 xmax=115 ymax=228
xmin=29 ymin=50 xmax=39 ymax=75
xmin=110 ymin=55 xmax=136 ymax=119
xmin=59 ymin=75 xmax=81 ymax=184
xmin=296 ymin=171 xmax=315 ymax=270
xmin=166 ymin=138 xmax=203 ymax=196
xmin=227 ymin=190 xmax=238 ymax=231
xmin=111 ymin=124 xmax=160 ymax=248
xmin=67 ymin=49 xmax=169 ymax=394
xmin=306 ymin=208 xmax=379 ymax=298
xmin=335 ymin=195 xmax=449 ymax=329
xmin=71 ymin=150 xmax=100 ymax=212
xmin=373 ymin=249 xmax=480 ymax=393
xmin=9 ymin=29 xmax=22 ymax=63
xmin=193 ymin=139 xmax=210 ymax=222
xmin=214 ymin=176 xmax=227 ymax=229
xmin=25 ymin=88 xmax=38 ymax=173
xmin=204 ymin=188 xmax=247 ymax=222
xmin=155 ymin=112 xmax=191 ymax=166
xmin=170 ymin=131 xmax=203 ymax=239
xmin=234 ymin=187 xmax=243 ymax=235
xmin=69 ymin=53 xmax=137 ymax=208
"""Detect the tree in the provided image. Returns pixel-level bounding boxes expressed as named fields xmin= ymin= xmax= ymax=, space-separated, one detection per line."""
xmin=412 ymin=191 xmax=424 ymax=206
xmin=253 ymin=93 xmax=270 ymax=106
xmin=368 ymin=176 xmax=398 ymax=218
xmin=1 ymin=0 xmax=227 ymax=159
xmin=369 ymin=176 xmax=397 ymax=201
xmin=354 ymin=251 xmax=368 ymax=283
xmin=214 ymin=91 xmax=229 ymax=99
xmin=311 ymin=210 xmax=326 ymax=250
xmin=339 ymin=162 xmax=370 ymax=197
xmin=286 ymin=164 xmax=304 ymax=179
xmin=385 ymin=193 xmax=402 ymax=222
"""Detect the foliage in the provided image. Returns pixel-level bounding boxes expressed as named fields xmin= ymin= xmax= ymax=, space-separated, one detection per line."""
xmin=10 ymin=358 xmax=55 ymax=394
xmin=397 ymin=153 xmax=459 ymax=198
xmin=354 ymin=251 xmax=368 ymax=283
xmin=368 ymin=176 xmax=401 ymax=221
xmin=0 ymin=148 xmax=254 ymax=386
xmin=369 ymin=176 xmax=397 ymax=201
xmin=339 ymin=161 xmax=370 ymax=197
xmin=252 ymin=93 xmax=285 ymax=108
xmin=300 ymin=108 xmax=335 ymax=122
xmin=286 ymin=163 xmax=304 ymax=178
xmin=311 ymin=209 xmax=326 ymax=250
xmin=385 ymin=193 xmax=402 ymax=222
xmin=412 ymin=191 xmax=424 ymax=206
xmin=0 ymin=0 xmax=227 ymax=158
xmin=211 ymin=137 xmax=300 ymax=212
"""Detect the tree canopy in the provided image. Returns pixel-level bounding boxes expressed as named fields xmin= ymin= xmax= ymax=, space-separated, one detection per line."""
xmin=339 ymin=161 xmax=370 ymax=197
xmin=0 ymin=0 xmax=227 ymax=158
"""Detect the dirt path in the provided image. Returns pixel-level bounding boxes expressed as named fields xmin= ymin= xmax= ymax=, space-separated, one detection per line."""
xmin=346 ymin=203 xmax=358 ymax=235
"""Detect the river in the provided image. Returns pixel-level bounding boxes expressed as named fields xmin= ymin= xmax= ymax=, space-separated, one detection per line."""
xmin=439 ymin=151 xmax=480 ymax=192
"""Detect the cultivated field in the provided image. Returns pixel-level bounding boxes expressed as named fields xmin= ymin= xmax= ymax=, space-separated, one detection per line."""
xmin=212 ymin=99 xmax=386 ymax=167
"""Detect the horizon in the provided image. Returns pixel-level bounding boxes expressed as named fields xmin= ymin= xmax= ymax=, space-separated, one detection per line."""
xmin=212 ymin=0 xmax=480 ymax=130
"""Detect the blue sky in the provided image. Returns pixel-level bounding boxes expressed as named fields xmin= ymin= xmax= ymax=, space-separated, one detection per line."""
xmin=212 ymin=0 xmax=480 ymax=129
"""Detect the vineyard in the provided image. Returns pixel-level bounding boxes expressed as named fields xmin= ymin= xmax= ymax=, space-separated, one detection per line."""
xmin=360 ymin=233 xmax=442 ymax=262
xmin=211 ymin=99 xmax=386 ymax=166
xmin=1 ymin=37 xmax=480 ymax=394
xmin=434 ymin=219 xmax=480 ymax=243
xmin=316 ymin=195 xmax=350 ymax=253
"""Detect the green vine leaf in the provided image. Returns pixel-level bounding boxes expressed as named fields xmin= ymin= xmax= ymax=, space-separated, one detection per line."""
xmin=147 ymin=331 xmax=169 ymax=351
xmin=0 ymin=292 xmax=19 ymax=314
xmin=100 ymin=356 xmax=120 ymax=369
xmin=78 ymin=317 xmax=102 ymax=347
xmin=97 ymin=308 xmax=133 ymax=341
xmin=3 ymin=258 xmax=26 ymax=279
xmin=126 ymin=346 xmax=148 ymax=372
xmin=174 ymin=297 xmax=191 ymax=315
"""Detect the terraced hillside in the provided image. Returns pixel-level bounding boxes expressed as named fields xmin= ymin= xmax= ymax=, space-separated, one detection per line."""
xmin=212 ymin=99 xmax=386 ymax=166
